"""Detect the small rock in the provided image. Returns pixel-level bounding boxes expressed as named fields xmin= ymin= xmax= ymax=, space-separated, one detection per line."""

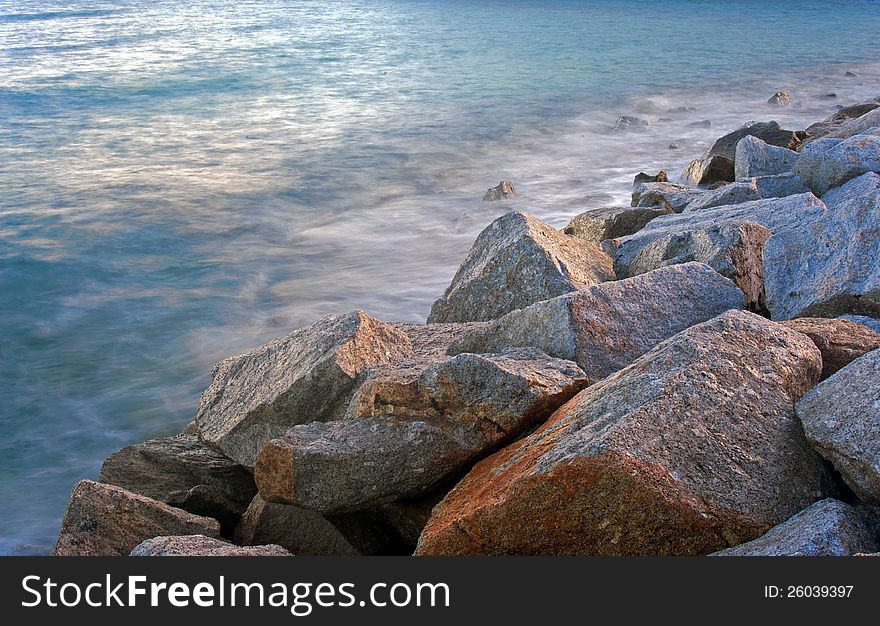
xmin=845 ymin=71 xmax=858 ymax=77
xmin=427 ymin=212 xmax=615 ymax=323
xmin=562 ymin=206 xmax=673 ymax=242
xmin=820 ymin=93 xmax=838 ymax=99
xmin=779 ymin=317 xmax=880 ymax=379
xmin=613 ymin=116 xmax=650 ymax=132
xmin=633 ymin=170 xmax=668 ymax=185
xmin=54 ymin=480 xmax=221 ymax=556
xmin=710 ymin=499 xmax=877 ymax=556
xmin=735 ymin=135 xmax=799 ymax=179
xmin=668 ymin=143 xmax=680 ymax=150
xmin=131 ymin=535 xmax=291 ymax=556
xmin=688 ymin=119 xmax=712 ymax=128
xmin=768 ymin=91 xmax=792 ymax=106
xmin=482 ymin=180 xmax=517 ymax=202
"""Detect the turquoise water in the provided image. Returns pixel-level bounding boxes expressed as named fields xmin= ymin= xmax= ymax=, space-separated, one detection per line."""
xmin=2 ymin=0 xmax=880 ymax=554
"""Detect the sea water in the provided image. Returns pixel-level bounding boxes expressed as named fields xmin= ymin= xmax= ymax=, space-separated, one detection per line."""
xmin=2 ymin=0 xmax=880 ymax=554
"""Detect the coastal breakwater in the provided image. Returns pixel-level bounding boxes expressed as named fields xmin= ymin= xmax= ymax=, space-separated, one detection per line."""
xmin=53 ymin=95 xmax=880 ymax=557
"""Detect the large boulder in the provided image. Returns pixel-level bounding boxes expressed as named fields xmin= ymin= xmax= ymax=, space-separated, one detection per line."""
xmin=734 ymin=136 xmax=799 ymax=179
xmin=794 ymin=133 xmax=880 ymax=195
xmin=416 ymin=311 xmax=828 ymax=556
xmin=682 ymin=180 xmax=761 ymax=212
xmin=255 ymin=348 xmax=588 ymax=512
xmin=796 ymin=348 xmax=880 ymax=505
xmin=131 ymin=535 xmax=291 ymax=556
xmin=710 ymin=499 xmax=878 ymax=556
xmin=764 ymin=173 xmax=880 ymax=319
xmin=779 ymin=318 xmax=880 ymax=379
xmin=562 ymin=206 xmax=673 ymax=242
xmin=805 ymin=100 xmax=880 ymax=139
xmin=448 ymin=263 xmax=744 ymax=382
xmin=824 ymin=106 xmax=880 ymax=140
xmin=196 ymin=310 xmax=413 ymax=466
xmin=752 ymin=173 xmax=809 ymax=199
xmin=427 ymin=212 xmax=614 ymax=323
xmin=99 ymin=434 xmax=256 ymax=535
xmin=54 ymin=480 xmax=221 ymax=556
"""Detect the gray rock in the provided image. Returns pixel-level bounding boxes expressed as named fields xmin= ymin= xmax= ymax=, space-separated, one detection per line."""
xmin=427 ymin=212 xmax=614 ymax=323
xmin=448 ymin=262 xmax=744 ymax=382
xmin=632 ymin=181 xmax=703 ymax=213
xmin=752 ymin=173 xmax=809 ymax=199
xmin=710 ymin=499 xmax=878 ymax=556
xmin=735 ymin=135 xmax=799 ymax=179
xmin=613 ymin=116 xmax=650 ymax=131
xmin=764 ymin=173 xmax=880 ymax=319
xmin=805 ymin=100 xmax=880 ymax=139
xmin=768 ymin=91 xmax=792 ymax=106
xmin=131 ymin=535 xmax=291 ymax=556
xmin=54 ymin=480 xmax=221 ymax=556
xmin=482 ymin=180 xmax=516 ymax=201
xmin=255 ymin=348 xmax=588 ymax=512
xmin=794 ymin=133 xmax=880 ymax=195
xmin=797 ymin=348 xmax=880 ymax=505
xmin=99 ymin=434 xmax=256 ymax=535
xmin=196 ymin=310 xmax=413 ymax=466
xmin=825 ymin=107 xmax=880 ymax=140
xmin=416 ymin=311 xmax=829 ymax=555
xmin=562 ymin=206 xmax=673 ymax=242
xmin=682 ymin=180 xmax=761 ymax=212
xmin=840 ymin=315 xmax=880 ymax=334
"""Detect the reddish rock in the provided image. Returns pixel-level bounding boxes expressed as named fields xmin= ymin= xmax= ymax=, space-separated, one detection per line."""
xmin=780 ymin=317 xmax=880 ymax=379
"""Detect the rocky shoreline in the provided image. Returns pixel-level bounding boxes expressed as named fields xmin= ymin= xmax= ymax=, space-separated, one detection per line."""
xmin=53 ymin=93 xmax=880 ymax=557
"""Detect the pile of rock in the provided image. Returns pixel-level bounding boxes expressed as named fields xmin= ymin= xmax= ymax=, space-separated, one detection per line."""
xmin=54 ymin=95 xmax=880 ymax=557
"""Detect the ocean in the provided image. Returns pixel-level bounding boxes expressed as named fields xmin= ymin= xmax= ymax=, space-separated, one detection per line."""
xmin=2 ymin=0 xmax=880 ymax=554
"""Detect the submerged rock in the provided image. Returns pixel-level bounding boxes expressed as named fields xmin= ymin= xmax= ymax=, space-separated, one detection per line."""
xmin=710 ymin=499 xmax=877 ymax=556
xmin=416 ymin=311 xmax=828 ymax=555
xmin=131 ymin=535 xmax=291 ymax=556
xmin=54 ymin=480 xmax=221 ymax=556
xmin=794 ymin=132 xmax=880 ymax=196
xmin=482 ymin=180 xmax=517 ymax=201
xmin=196 ymin=310 xmax=413 ymax=466
xmin=448 ymin=263 xmax=744 ymax=382
xmin=735 ymin=135 xmax=799 ymax=179
xmin=562 ymin=206 xmax=673 ymax=242
xmin=427 ymin=212 xmax=614 ymax=323
xmin=768 ymin=91 xmax=792 ymax=106
xmin=779 ymin=317 xmax=880 ymax=379
xmin=613 ymin=116 xmax=650 ymax=131
xmin=797 ymin=348 xmax=880 ymax=505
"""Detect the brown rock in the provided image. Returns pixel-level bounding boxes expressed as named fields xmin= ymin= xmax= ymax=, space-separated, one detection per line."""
xmin=131 ymin=535 xmax=291 ymax=556
xmin=482 ymin=180 xmax=516 ymax=201
xmin=562 ymin=206 xmax=673 ymax=242
xmin=633 ymin=171 xmax=668 ymax=185
xmin=768 ymin=91 xmax=792 ymax=107
xmin=779 ymin=318 xmax=880 ymax=379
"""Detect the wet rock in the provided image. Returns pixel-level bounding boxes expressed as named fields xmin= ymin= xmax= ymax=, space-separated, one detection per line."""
xmin=256 ymin=349 xmax=588 ymax=513
xmin=99 ymin=434 xmax=256 ymax=535
xmin=779 ymin=317 xmax=880 ymax=379
xmin=632 ymin=181 xmax=703 ymax=213
xmin=482 ymin=180 xmax=517 ymax=202
xmin=562 ymin=206 xmax=673 ymax=242
xmin=710 ymin=499 xmax=877 ymax=556
xmin=131 ymin=535 xmax=291 ymax=556
xmin=448 ymin=263 xmax=744 ymax=382
xmin=196 ymin=310 xmax=413 ymax=466
xmin=797 ymin=348 xmax=880 ymax=505
xmin=613 ymin=116 xmax=650 ymax=131
xmin=416 ymin=311 xmax=828 ymax=555
xmin=682 ymin=179 xmax=761 ymax=212
xmin=764 ymin=173 xmax=880 ymax=319
xmin=768 ymin=91 xmax=792 ymax=106
xmin=794 ymin=133 xmax=880 ymax=195
xmin=735 ymin=135 xmax=799 ymax=179
xmin=54 ymin=480 xmax=221 ymax=556
xmin=633 ymin=170 xmax=668 ymax=185
xmin=427 ymin=212 xmax=614 ymax=323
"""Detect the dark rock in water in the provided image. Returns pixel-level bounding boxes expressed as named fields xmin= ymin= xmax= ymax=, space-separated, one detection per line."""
xmin=131 ymin=535 xmax=291 ymax=556
xmin=99 ymin=434 xmax=256 ymax=536
xmin=427 ymin=211 xmax=615 ymax=323
xmin=768 ymin=91 xmax=792 ymax=106
xmin=820 ymin=93 xmax=838 ymax=99
xmin=416 ymin=310 xmax=828 ymax=556
xmin=482 ymin=179 xmax=517 ymax=201
xmin=688 ymin=119 xmax=712 ymax=128
xmin=613 ymin=116 xmax=650 ymax=132
xmin=710 ymin=499 xmax=878 ymax=556
xmin=668 ymin=143 xmax=680 ymax=150
xmin=779 ymin=317 xmax=880 ymax=379
xmin=845 ymin=71 xmax=858 ymax=77
xmin=54 ymin=480 xmax=221 ymax=556
xmin=633 ymin=170 xmax=668 ymax=185
xmin=563 ymin=206 xmax=673 ymax=242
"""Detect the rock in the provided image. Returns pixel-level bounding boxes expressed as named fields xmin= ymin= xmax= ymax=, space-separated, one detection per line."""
xmin=779 ymin=318 xmax=880 ymax=379
xmin=688 ymin=120 xmax=712 ymax=128
xmin=562 ymin=206 xmax=673 ymax=242
xmin=752 ymin=173 xmax=810 ymax=198
xmin=196 ymin=310 xmax=413 ymax=466
xmin=764 ymin=173 xmax=880 ymax=319
xmin=794 ymin=133 xmax=880 ymax=195
xmin=667 ymin=106 xmax=697 ymax=114
xmin=448 ymin=263 xmax=744 ymax=382
xmin=416 ymin=310 xmax=828 ymax=555
xmin=99 ymin=434 xmax=256 ymax=535
xmin=845 ymin=71 xmax=858 ymax=77
xmin=805 ymin=100 xmax=880 ymax=139
xmin=825 ymin=107 xmax=880 ymax=140
xmin=735 ymin=135 xmax=799 ymax=179
xmin=632 ymin=181 xmax=703 ymax=213
xmin=682 ymin=179 xmax=761 ymax=212
xmin=54 ymin=480 xmax=221 ymax=556
xmin=613 ymin=116 xmax=650 ymax=131
xmin=427 ymin=212 xmax=615 ymax=323
xmin=131 ymin=535 xmax=291 ymax=556
xmin=768 ymin=91 xmax=792 ymax=106
xmin=616 ymin=192 xmax=826 ymax=312
xmin=681 ymin=154 xmax=735 ymax=186
xmin=668 ymin=143 xmax=680 ymax=150
xmin=710 ymin=499 xmax=878 ymax=556
xmin=482 ymin=180 xmax=516 ymax=201
xmin=797 ymin=348 xmax=880 ymax=505
xmin=255 ymin=348 xmax=588 ymax=512
xmin=820 ymin=93 xmax=838 ymax=100
xmin=377 ymin=494 xmax=443 ymax=548
xmin=633 ymin=170 xmax=668 ymax=185
xmin=840 ymin=315 xmax=880 ymax=334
